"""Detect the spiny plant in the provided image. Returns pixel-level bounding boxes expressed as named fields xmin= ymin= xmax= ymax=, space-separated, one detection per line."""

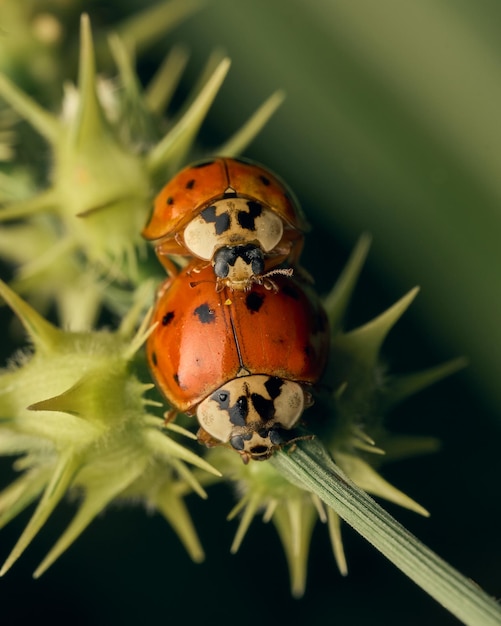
xmin=0 ymin=6 xmax=500 ymax=626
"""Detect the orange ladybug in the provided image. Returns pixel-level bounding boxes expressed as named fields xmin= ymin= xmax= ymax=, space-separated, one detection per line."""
xmin=142 ymin=157 xmax=309 ymax=291
xmin=146 ymin=262 xmax=329 ymax=462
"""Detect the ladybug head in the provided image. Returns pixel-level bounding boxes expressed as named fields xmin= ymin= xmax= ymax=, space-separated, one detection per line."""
xmin=212 ymin=244 xmax=265 ymax=290
xmin=197 ymin=375 xmax=308 ymax=462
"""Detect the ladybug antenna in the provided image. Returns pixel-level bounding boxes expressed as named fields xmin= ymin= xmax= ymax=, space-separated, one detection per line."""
xmin=261 ymin=267 xmax=294 ymax=280
xmin=254 ymin=267 xmax=294 ymax=292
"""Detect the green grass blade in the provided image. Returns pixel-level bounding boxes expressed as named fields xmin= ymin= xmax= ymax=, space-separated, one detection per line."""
xmin=272 ymin=440 xmax=501 ymax=626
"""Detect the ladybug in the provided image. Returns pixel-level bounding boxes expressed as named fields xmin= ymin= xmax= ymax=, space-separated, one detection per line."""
xmin=147 ymin=262 xmax=329 ymax=462
xmin=142 ymin=157 xmax=309 ymax=291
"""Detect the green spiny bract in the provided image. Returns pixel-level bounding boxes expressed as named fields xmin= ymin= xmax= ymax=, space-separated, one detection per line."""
xmin=0 ymin=277 xmax=220 ymax=577
xmin=0 ymin=12 xmax=283 ymax=329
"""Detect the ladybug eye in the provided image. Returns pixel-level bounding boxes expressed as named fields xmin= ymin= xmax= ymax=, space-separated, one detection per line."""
xmin=251 ymin=256 xmax=265 ymax=275
xmin=218 ymin=392 xmax=228 ymax=402
xmin=269 ymin=429 xmax=285 ymax=445
xmin=242 ymin=246 xmax=265 ymax=275
xmin=213 ymin=257 xmax=230 ymax=278
xmin=213 ymin=247 xmax=235 ymax=278
xmin=230 ymin=435 xmax=245 ymax=451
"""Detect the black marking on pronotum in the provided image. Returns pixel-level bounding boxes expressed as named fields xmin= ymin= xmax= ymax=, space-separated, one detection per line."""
xmin=259 ymin=175 xmax=270 ymax=186
xmin=210 ymin=388 xmax=247 ymax=427
xmin=228 ymin=396 xmax=248 ymax=426
xmin=264 ymin=376 xmax=283 ymax=400
xmin=212 ymin=389 xmax=229 ymax=407
xmin=237 ymin=200 xmax=262 ymax=230
xmin=151 ymin=351 xmax=158 ymax=366
xmin=251 ymin=393 xmax=275 ymax=421
xmin=193 ymin=303 xmax=215 ymax=324
xmin=185 ymin=179 xmax=195 ymax=189
xmin=173 ymin=373 xmax=180 ymax=386
xmin=166 ymin=196 xmax=174 ymax=205
xmin=200 ymin=205 xmax=231 ymax=235
xmin=162 ymin=311 xmax=175 ymax=325
xmin=245 ymin=291 xmax=265 ymax=314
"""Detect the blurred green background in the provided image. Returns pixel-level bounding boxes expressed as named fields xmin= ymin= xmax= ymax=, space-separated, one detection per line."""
xmin=1 ymin=1 xmax=500 ymax=624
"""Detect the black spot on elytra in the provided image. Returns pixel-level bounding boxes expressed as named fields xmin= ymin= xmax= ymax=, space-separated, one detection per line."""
xmin=245 ymin=291 xmax=265 ymax=313
xmin=173 ymin=373 xmax=180 ymax=386
xmin=166 ymin=196 xmax=174 ymax=205
xmin=281 ymin=283 xmax=300 ymax=300
xmin=259 ymin=175 xmax=270 ymax=186
xmin=162 ymin=311 xmax=174 ymax=325
xmin=237 ymin=200 xmax=262 ymax=231
xmin=194 ymin=303 xmax=215 ymax=324
xmin=151 ymin=351 xmax=157 ymax=366
xmin=200 ymin=205 xmax=231 ymax=235
xmin=185 ymin=179 xmax=195 ymax=189
xmin=264 ymin=376 xmax=283 ymax=400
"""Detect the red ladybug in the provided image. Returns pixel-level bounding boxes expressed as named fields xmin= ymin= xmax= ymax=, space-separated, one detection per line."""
xmin=146 ymin=263 xmax=329 ymax=462
xmin=142 ymin=157 xmax=308 ymax=291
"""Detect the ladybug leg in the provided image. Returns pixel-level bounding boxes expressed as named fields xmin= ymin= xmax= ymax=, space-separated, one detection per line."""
xmin=155 ymin=276 xmax=175 ymax=298
xmin=154 ymin=238 xmax=191 ymax=278
xmin=279 ymin=235 xmax=314 ymax=284
xmin=186 ymin=260 xmax=211 ymax=276
xmin=154 ymin=252 xmax=181 ymax=277
xmin=288 ymin=239 xmax=314 ymax=284
xmin=186 ymin=262 xmax=217 ymax=289
xmin=163 ymin=408 xmax=178 ymax=426
xmin=238 ymin=450 xmax=252 ymax=465
xmin=285 ymin=432 xmax=315 ymax=454
xmin=196 ymin=427 xmax=222 ymax=448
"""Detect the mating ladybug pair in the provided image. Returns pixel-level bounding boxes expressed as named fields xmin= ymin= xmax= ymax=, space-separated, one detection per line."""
xmin=144 ymin=157 xmax=329 ymax=463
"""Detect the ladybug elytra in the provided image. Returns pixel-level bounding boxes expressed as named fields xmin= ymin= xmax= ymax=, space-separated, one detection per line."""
xmin=146 ymin=263 xmax=329 ymax=463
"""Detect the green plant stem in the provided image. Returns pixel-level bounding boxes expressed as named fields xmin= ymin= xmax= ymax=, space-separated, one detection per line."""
xmin=272 ymin=440 xmax=501 ymax=626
